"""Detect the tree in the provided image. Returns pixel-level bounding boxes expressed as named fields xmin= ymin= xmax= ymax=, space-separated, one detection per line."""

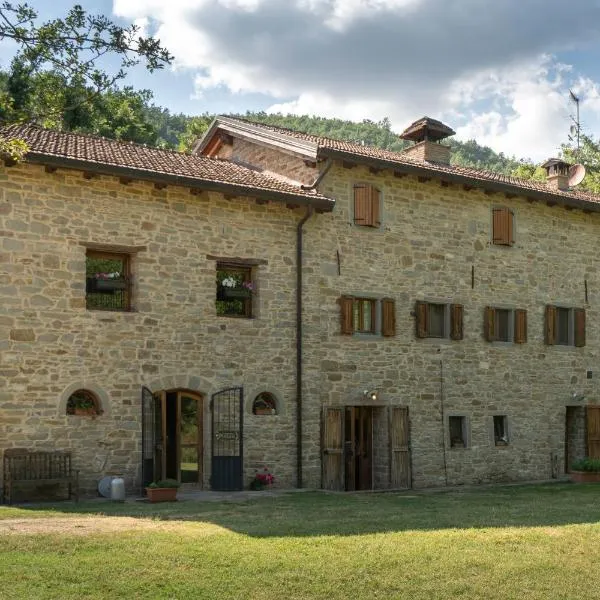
xmin=0 ymin=3 xmax=173 ymax=124
xmin=561 ymin=134 xmax=600 ymax=194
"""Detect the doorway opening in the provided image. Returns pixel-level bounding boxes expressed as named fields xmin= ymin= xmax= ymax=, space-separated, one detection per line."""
xmin=344 ymin=406 xmax=373 ymax=491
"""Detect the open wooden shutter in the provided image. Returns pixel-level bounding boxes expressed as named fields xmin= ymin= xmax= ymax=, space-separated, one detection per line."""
xmin=370 ymin=186 xmax=381 ymax=227
xmin=389 ymin=406 xmax=411 ymax=489
xmin=340 ymin=296 xmax=354 ymax=335
xmin=587 ymin=406 xmax=600 ymax=459
xmin=322 ymin=407 xmax=344 ymax=491
xmin=507 ymin=210 xmax=515 ymax=245
xmin=354 ymin=185 xmax=370 ymax=226
xmin=415 ymin=301 xmax=428 ymax=338
xmin=545 ymin=305 xmax=556 ymax=345
xmin=381 ymin=298 xmax=396 ymax=337
xmin=484 ymin=306 xmax=496 ymax=341
xmin=492 ymin=208 xmax=511 ymax=245
xmin=450 ymin=304 xmax=464 ymax=341
xmin=514 ymin=309 xmax=527 ymax=344
xmin=574 ymin=308 xmax=586 ymax=347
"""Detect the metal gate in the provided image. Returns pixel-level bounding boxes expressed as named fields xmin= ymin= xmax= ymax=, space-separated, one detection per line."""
xmin=141 ymin=386 xmax=156 ymax=494
xmin=211 ymin=387 xmax=244 ymax=491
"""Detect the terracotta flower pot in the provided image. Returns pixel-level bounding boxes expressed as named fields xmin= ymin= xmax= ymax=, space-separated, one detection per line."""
xmin=74 ymin=407 xmax=96 ymax=416
xmin=570 ymin=471 xmax=600 ymax=483
xmin=146 ymin=487 xmax=178 ymax=502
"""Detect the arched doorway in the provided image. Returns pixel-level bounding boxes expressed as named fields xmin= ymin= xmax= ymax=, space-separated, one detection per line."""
xmin=142 ymin=388 xmax=204 ymax=487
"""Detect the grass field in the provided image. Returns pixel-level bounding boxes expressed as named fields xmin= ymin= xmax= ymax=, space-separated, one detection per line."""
xmin=1 ymin=484 xmax=600 ymax=599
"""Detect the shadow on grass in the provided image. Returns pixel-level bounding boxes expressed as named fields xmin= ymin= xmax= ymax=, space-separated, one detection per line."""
xmin=3 ymin=483 xmax=600 ymax=537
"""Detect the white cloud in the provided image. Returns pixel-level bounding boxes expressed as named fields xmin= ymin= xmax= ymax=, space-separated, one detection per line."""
xmin=112 ymin=0 xmax=600 ymax=160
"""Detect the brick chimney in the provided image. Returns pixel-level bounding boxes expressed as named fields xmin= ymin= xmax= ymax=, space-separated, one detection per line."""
xmin=541 ymin=158 xmax=570 ymax=192
xmin=400 ymin=117 xmax=455 ymax=165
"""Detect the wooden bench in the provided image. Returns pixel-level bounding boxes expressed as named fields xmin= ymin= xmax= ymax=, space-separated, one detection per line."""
xmin=2 ymin=449 xmax=79 ymax=504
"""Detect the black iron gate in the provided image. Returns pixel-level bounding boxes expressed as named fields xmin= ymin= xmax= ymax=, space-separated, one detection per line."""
xmin=211 ymin=387 xmax=243 ymax=491
xmin=141 ymin=386 xmax=156 ymax=494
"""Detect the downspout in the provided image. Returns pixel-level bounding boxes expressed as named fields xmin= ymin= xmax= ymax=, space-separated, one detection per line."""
xmin=296 ymin=159 xmax=333 ymax=488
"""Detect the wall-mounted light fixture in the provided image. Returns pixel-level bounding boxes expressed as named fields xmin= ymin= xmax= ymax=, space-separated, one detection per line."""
xmin=572 ymin=391 xmax=585 ymax=402
xmin=363 ymin=389 xmax=379 ymax=402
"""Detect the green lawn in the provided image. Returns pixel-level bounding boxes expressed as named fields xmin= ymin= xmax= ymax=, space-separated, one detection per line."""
xmin=1 ymin=484 xmax=600 ymax=599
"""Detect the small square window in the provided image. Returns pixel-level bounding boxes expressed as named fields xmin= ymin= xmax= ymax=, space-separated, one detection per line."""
xmin=415 ymin=301 xmax=463 ymax=340
xmin=556 ymin=308 xmax=570 ymax=346
xmin=352 ymin=298 xmax=376 ymax=334
xmin=427 ymin=303 xmax=446 ymax=338
xmin=449 ymin=416 xmax=467 ymax=448
xmin=86 ymin=250 xmax=131 ymax=311
xmin=546 ymin=306 xmax=585 ymax=347
xmin=217 ymin=264 xmax=253 ymax=318
xmin=493 ymin=416 xmax=509 ymax=446
xmin=495 ymin=309 xmax=511 ymax=342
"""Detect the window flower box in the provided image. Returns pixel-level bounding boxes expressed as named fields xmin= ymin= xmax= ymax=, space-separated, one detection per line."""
xmin=223 ymin=288 xmax=252 ymax=299
xmin=96 ymin=279 xmax=127 ymax=291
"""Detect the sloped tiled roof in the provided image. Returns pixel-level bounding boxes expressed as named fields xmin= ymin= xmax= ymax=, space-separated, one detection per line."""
xmin=0 ymin=123 xmax=334 ymax=210
xmin=213 ymin=117 xmax=600 ymax=210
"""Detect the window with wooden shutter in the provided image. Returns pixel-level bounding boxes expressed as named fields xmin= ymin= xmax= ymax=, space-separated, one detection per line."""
xmin=415 ymin=301 xmax=428 ymax=338
xmin=340 ymin=296 xmax=354 ymax=335
xmin=514 ymin=309 xmax=527 ymax=344
xmin=353 ymin=184 xmax=381 ymax=227
xmin=546 ymin=305 xmax=583 ymax=347
xmin=484 ymin=306 xmax=496 ymax=341
xmin=381 ymin=298 xmax=396 ymax=337
xmin=545 ymin=305 xmax=556 ymax=345
xmin=450 ymin=304 xmax=463 ymax=340
xmin=492 ymin=207 xmax=514 ymax=246
xmin=353 ymin=298 xmax=376 ymax=333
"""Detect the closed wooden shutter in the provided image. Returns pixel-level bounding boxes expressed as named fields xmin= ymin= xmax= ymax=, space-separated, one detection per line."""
xmin=450 ymin=304 xmax=464 ymax=341
xmin=514 ymin=309 xmax=527 ymax=344
xmin=587 ymin=406 xmax=600 ymax=459
xmin=370 ymin=186 xmax=381 ymax=227
xmin=381 ymin=298 xmax=396 ymax=337
xmin=492 ymin=207 xmax=512 ymax=245
xmin=574 ymin=308 xmax=586 ymax=347
xmin=322 ymin=407 xmax=344 ymax=491
xmin=340 ymin=296 xmax=354 ymax=335
xmin=389 ymin=406 xmax=411 ymax=489
xmin=415 ymin=301 xmax=428 ymax=338
xmin=354 ymin=185 xmax=370 ymax=226
xmin=545 ymin=305 xmax=556 ymax=345
xmin=484 ymin=306 xmax=496 ymax=341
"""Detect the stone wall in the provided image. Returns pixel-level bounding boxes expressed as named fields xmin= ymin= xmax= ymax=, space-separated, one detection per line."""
xmin=0 ymin=162 xmax=303 ymax=494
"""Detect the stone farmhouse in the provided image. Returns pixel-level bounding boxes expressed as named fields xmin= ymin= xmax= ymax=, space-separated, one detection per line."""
xmin=2 ymin=115 xmax=600 ymax=498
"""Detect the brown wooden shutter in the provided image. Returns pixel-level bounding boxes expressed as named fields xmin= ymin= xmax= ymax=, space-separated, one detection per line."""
xmin=381 ymin=298 xmax=396 ymax=337
xmin=415 ymin=301 xmax=428 ymax=338
xmin=340 ymin=296 xmax=354 ymax=335
xmin=389 ymin=406 xmax=411 ymax=489
xmin=354 ymin=185 xmax=370 ymax=225
xmin=450 ymin=304 xmax=464 ymax=341
xmin=545 ymin=305 xmax=556 ymax=345
xmin=492 ymin=208 xmax=511 ymax=245
xmin=370 ymin=186 xmax=381 ymax=227
xmin=484 ymin=306 xmax=496 ymax=341
xmin=322 ymin=407 xmax=344 ymax=491
xmin=514 ymin=309 xmax=527 ymax=344
xmin=587 ymin=406 xmax=600 ymax=459
xmin=508 ymin=210 xmax=515 ymax=245
xmin=574 ymin=308 xmax=586 ymax=347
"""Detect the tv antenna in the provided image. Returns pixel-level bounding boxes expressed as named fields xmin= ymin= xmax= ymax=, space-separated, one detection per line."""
xmin=568 ymin=89 xmax=581 ymax=153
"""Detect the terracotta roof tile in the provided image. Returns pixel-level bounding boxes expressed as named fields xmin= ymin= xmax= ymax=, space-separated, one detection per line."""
xmin=224 ymin=117 xmax=600 ymax=208
xmin=0 ymin=123 xmax=333 ymax=209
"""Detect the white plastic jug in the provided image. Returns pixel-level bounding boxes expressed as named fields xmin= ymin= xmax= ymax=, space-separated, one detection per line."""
xmin=110 ymin=476 xmax=126 ymax=502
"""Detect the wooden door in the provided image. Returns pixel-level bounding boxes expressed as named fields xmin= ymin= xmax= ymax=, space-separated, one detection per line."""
xmin=357 ymin=407 xmax=373 ymax=490
xmin=322 ymin=407 xmax=344 ymax=491
xmin=390 ymin=406 xmax=411 ymax=489
xmin=344 ymin=407 xmax=356 ymax=491
xmin=587 ymin=406 xmax=600 ymax=459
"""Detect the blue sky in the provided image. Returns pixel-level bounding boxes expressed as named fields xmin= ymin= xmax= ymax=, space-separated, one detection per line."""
xmin=3 ymin=0 xmax=600 ymax=161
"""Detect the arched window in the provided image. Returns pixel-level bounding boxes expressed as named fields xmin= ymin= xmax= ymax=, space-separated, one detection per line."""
xmin=66 ymin=389 xmax=101 ymax=416
xmin=252 ymin=392 xmax=277 ymax=415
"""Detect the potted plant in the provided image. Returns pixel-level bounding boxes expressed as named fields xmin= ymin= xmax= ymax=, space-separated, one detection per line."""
xmin=570 ymin=458 xmax=600 ymax=483
xmin=94 ymin=271 xmax=127 ymax=291
xmin=220 ymin=276 xmax=253 ymax=299
xmin=249 ymin=467 xmax=274 ymax=491
xmin=73 ymin=396 xmax=97 ymax=416
xmin=145 ymin=479 xmax=180 ymax=502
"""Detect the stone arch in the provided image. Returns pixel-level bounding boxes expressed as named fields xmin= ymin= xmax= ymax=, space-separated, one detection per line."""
xmin=145 ymin=374 xmax=213 ymax=398
xmin=59 ymin=381 xmax=111 ymax=418
xmin=246 ymin=387 xmax=285 ymax=416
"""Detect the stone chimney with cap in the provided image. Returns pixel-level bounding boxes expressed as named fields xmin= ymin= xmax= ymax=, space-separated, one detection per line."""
xmin=400 ymin=117 xmax=455 ymax=164
xmin=541 ymin=158 xmax=570 ymax=192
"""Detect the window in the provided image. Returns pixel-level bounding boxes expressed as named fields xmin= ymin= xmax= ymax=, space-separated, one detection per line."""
xmin=545 ymin=305 xmax=585 ymax=347
xmin=492 ymin=207 xmax=514 ymax=246
xmin=339 ymin=296 xmax=395 ymax=336
xmin=493 ymin=416 xmax=509 ymax=446
xmin=353 ymin=183 xmax=381 ymax=227
xmin=484 ymin=307 xmax=527 ymax=343
xmin=217 ymin=263 xmax=253 ymax=318
xmin=449 ymin=416 xmax=467 ymax=448
xmin=415 ymin=302 xmax=463 ymax=340
xmin=252 ymin=392 xmax=277 ymax=415
xmin=66 ymin=389 xmax=101 ymax=416
xmin=86 ymin=250 xmax=131 ymax=311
